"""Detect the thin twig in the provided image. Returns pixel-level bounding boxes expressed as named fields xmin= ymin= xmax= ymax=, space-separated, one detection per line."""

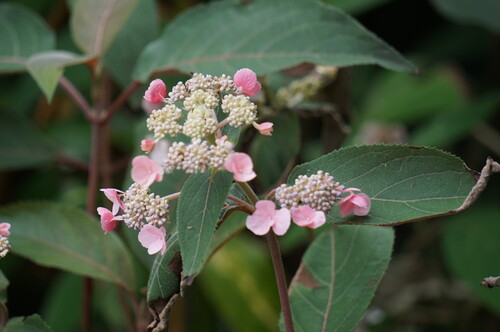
xmin=99 ymin=81 xmax=142 ymax=123
xmin=59 ymin=76 xmax=94 ymax=122
xmin=226 ymin=195 xmax=255 ymax=212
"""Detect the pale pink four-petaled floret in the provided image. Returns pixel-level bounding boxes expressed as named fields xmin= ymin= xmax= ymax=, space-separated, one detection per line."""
xmin=144 ymin=79 xmax=167 ymax=104
xmin=246 ymin=200 xmax=291 ymax=236
xmin=291 ymin=205 xmax=325 ymax=229
xmin=141 ymin=139 xmax=156 ymax=153
xmin=131 ymin=155 xmax=164 ymax=188
xmin=234 ymin=68 xmax=261 ymax=96
xmin=339 ymin=188 xmax=371 ymax=217
xmin=100 ymin=188 xmax=125 ymax=215
xmin=138 ymin=224 xmax=167 ymax=255
xmin=0 ymin=223 xmax=10 ymax=237
xmin=252 ymin=122 xmax=273 ymax=136
xmin=97 ymin=207 xmax=123 ymax=234
xmin=224 ymin=152 xmax=256 ymax=182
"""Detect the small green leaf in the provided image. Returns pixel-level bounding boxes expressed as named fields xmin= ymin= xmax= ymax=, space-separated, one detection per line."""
xmin=5 ymin=314 xmax=52 ymax=332
xmin=250 ymin=112 xmax=300 ymax=189
xmin=26 ymin=51 xmax=90 ymax=102
xmin=133 ymin=0 xmax=415 ymax=82
xmin=70 ymin=0 xmax=140 ymax=55
xmin=0 ymin=202 xmax=135 ymax=292
xmin=432 ymin=0 xmax=500 ymax=33
xmin=289 ymin=145 xmax=477 ymax=225
xmin=285 ymin=225 xmax=394 ymax=332
xmin=177 ymin=171 xmax=233 ymax=277
xmin=0 ymin=3 xmax=55 ymax=73
xmin=442 ymin=205 xmax=500 ymax=315
xmin=0 ymin=113 xmax=56 ymax=170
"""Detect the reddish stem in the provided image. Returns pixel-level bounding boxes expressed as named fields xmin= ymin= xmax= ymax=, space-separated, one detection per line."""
xmin=59 ymin=76 xmax=94 ymax=122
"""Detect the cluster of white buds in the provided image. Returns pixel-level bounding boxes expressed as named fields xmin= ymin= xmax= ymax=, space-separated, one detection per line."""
xmin=122 ymin=183 xmax=169 ymax=230
xmin=221 ymin=95 xmax=257 ymax=127
xmin=147 ymin=105 xmax=183 ymax=141
xmin=0 ymin=223 xmax=11 ymax=258
xmin=275 ymin=171 xmax=344 ymax=213
xmin=165 ymin=137 xmax=234 ymax=173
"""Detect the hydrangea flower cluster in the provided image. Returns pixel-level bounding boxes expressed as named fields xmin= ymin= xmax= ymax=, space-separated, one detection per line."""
xmin=0 ymin=222 xmax=11 ymax=258
xmin=245 ymin=171 xmax=371 ymax=236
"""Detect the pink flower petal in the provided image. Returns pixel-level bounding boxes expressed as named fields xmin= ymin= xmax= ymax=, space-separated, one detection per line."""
xmin=0 ymin=223 xmax=11 ymax=237
xmin=224 ymin=153 xmax=256 ymax=182
xmin=144 ymin=79 xmax=166 ymax=104
xmin=131 ymin=155 xmax=164 ymax=188
xmin=310 ymin=210 xmax=326 ymax=228
xmin=141 ymin=139 xmax=156 ymax=153
xmin=246 ymin=214 xmax=272 ymax=236
xmin=271 ymin=208 xmax=291 ymax=236
xmin=252 ymin=122 xmax=273 ymax=136
xmin=100 ymin=188 xmax=125 ymax=215
xmin=339 ymin=193 xmax=371 ymax=217
xmin=138 ymin=225 xmax=167 ymax=255
xmin=291 ymin=206 xmax=326 ymax=229
xmin=254 ymin=200 xmax=277 ymax=216
xmin=234 ymin=68 xmax=261 ymax=96
xmin=97 ymin=207 xmax=118 ymax=234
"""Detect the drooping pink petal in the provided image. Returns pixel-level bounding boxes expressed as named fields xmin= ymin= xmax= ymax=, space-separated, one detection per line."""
xmin=252 ymin=122 xmax=273 ymax=136
xmin=141 ymin=139 xmax=156 ymax=153
xmin=291 ymin=205 xmax=326 ymax=229
xmin=138 ymin=225 xmax=167 ymax=255
xmin=234 ymin=68 xmax=261 ymax=96
xmin=340 ymin=193 xmax=371 ymax=217
xmin=246 ymin=200 xmax=291 ymax=236
xmin=131 ymin=155 xmax=164 ymax=188
xmin=144 ymin=79 xmax=166 ymax=104
xmin=97 ymin=207 xmax=123 ymax=234
xmin=0 ymin=223 xmax=11 ymax=237
xmin=224 ymin=153 xmax=256 ymax=182
xmin=271 ymin=208 xmax=291 ymax=235
xmin=100 ymin=188 xmax=125 ymax=215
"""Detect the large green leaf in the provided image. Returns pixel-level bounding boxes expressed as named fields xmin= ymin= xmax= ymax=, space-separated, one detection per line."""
xmin=177 ymin=171 xmax=233 ymax=277
xmin=0 ymin=113 xmax=56 ymax=170
xmin=250 ymin=112 xmax=300 ymax=189
xmin=70 ymin=0 xmax=139 ymax=56
xmin=289 ymin=145 xmax=477 ymax=225
xmin=431 ymin=0 xmax=500 ymax=33
xmin=133 ymin=0 xmax=415 ymax=82
xmin=285 ymin=226 xmax=393 ymax=332
xmin=0 ymin=202 xmax=135 ymax=292
xmin=442 ymin=205 xmax=500 ymax=315
xmin=0 ymin=3 xmax=55 ymax=73
xmin=26 ymin=51 xmax=90 ymax=102
xmin=322 ymin=0 xmax=394 ymax=15
xmin=103 ymin=0 xmax=159 ymax=87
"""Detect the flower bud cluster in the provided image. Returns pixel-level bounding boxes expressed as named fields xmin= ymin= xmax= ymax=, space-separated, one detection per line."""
xmin=0 ymin=223 xmax=11 ymax=258
xmin=221 ymin=95 xmax=257 ymax=127
xmin=275 ymin=171 xmax=344 ymax=213
xmin=147 ymin=105 xmax=183 ymax=141
xmin=165 ymin=137 xmax=234 ymax=173
xmin=121 ymin=183 xmax=169 ymax=230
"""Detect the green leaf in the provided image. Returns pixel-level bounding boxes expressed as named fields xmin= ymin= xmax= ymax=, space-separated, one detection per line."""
xmin=147 ymin=232 xmax=181 ymax=303
xmin=0 ymin=3 xmax=55 ymax=73
xmin=250 ymin=112 xmax=300 ymax=189
xmin=0 ymin=202 xmax=135 ymax=292
xmin=285 ymin=225 xmax=394 ymax=332
xmin=133 ymin=0 xmax=415 ymax=82
xmin=321 ymin=0 xmax=394 ymax=15
xmin=103 ymin=0 xmax=159 ymax=87
xmin=431 ymin=0 xmax=500 ymax=33
xmin=70 ymin=0 xmax=140 ymax=55
xmin=26 ymin=51 xmax=90 ymax=102
xmin=289 ymin=145 xmax=477 ymax=225
xmin=0 ymin=113 xmax=56 ymax=170
xmin=4 ymin=314 xmax=52 ymax=332
xmin=0 ymin=269 xmax=8 ymax=303
xmin=199 ymin=236 xmax=280 ymax=332
xmin=442 ymin=205 xmax=500 ymax=315
xmin=177 ymin=171 xmax=233 ymax=277
xmin=411 ymin=94 xmax=500 ymax=147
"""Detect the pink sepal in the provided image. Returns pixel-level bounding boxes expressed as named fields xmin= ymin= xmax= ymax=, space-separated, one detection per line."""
xmin=234 ymin=68 xmax=261 ymax=96
xmin=141 ymin=139 xmax=156 ymax=153
xmin=224 ymin=153 xmax=256 ymax=182
xmin=131 ymin=155 xmax=164 ymax=188
xmin=291 ymin=206 xmax=326 ymax=229
xmin=138 ymin=225 xmax=167 ymax=255
xmin=100 ymin=188 xmax=125 ymax=215
xmin=144 ymin=79 xmax=166 ymax=104
xmin=97 ymin=207 xmax=123 ymax=234
xmin=252 ymin=122 xmax=273 ymax=136
xmin=0 ymin=223 xmax=11 ymax=237
xmin=246 ymin=200 xmax=291 ymax=236
xmin=339 ymin=193 xmax=371 ymax=217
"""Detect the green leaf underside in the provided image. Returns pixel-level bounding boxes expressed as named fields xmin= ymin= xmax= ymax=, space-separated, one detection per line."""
xmin=0 ymin=3 xmax=55 ymax=73
xmin=432 ymin=0 xmax=500 ymax=33
xmin=71 ymin=0 xmax=139 ymax=55
xmin=26 ymin=51 xmax=91 ymax=102
xmin=147 ymin=233 xmax=180 ymax=302
xmin=289 ymin=145 xmax=476 ymax=225
xmin=442 ymin=206 xmax=500 ymax=315
xmin=177 ymin=171 xmax=233 ymax=277
xmin=286 ymin=225 xmax=394 ymax=332
xmin=0 ymin=202 xmax=135 ymax=291
xmin=133 ymin=0 xmax=415 ymax=81
xmin=0 ymin=113 xmax=55 ymax=170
